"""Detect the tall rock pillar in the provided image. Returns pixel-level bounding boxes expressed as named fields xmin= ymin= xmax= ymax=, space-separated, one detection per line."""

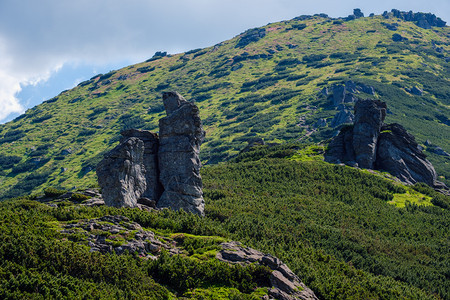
xmin=157 ymin=92 xmax=206 ymax=216
xmin=352 ymin=100 xmax=387 ymax=169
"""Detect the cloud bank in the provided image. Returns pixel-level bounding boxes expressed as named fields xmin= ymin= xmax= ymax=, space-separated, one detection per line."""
xmin=0 ymin=0 xmax=448 ymax=122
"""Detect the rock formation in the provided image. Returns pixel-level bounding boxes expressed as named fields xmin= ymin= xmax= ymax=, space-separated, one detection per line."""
xmin=157 ymin=92 xmax=206 ymax=216
xmin=325 ymin=99 xmax=446 ymax=189
xmin=60 ymin=217 xmax=318 ymax=299
xmin=320 ymin=80 xmax=376 ymax=128
xmin=96 ymin=92 xmax=205 ymax=215
xmin=376 ymin=123 xmax=437 ymax=185
xmin=96 ymin=137 xmax=146 ymax=207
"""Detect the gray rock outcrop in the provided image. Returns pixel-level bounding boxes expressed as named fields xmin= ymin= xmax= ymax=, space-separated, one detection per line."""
xmin=96 ymin=92 xmax=205 ymax=215
xmin=330 ymin=108 xmax=354 ymax=128
xmin=217 ymin=241 xmax=318 ymax=300
xmin=325 ymin=99 xmax=446 ymax=190
xmin=157 ymin=92 xmax=206 ymax=216
xmin=376 ymin=123 xmax=437 ymax=185
xmin=96 ymin=137 xmax=146 ymax=207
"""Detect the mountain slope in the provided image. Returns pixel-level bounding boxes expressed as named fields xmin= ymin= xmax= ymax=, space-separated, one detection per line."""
xmin=1 ymin=145 xmax=449 ymax=299
xmin=0 ymin=10 xmax=449 ymax=198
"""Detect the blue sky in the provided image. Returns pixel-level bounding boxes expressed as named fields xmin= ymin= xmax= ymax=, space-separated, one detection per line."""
xmin=0 ymin=0 xmax=448 ymax=123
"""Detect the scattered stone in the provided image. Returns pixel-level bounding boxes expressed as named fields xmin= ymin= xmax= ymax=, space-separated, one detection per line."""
xmin=60 ymin=215 xmax=180 ymax=257
xmin=80 ymin=198 xmax=105 ymax=207
xmin=217 ymin=241 xmax=318 ymax=300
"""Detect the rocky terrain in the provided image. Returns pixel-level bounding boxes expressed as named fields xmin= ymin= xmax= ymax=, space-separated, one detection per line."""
xmin=57 ymin=204 xmax=318 ymax=300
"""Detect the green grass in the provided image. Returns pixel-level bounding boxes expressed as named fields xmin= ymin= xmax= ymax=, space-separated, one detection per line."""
xmin=390 ymin=189 xmax=433 ymax=207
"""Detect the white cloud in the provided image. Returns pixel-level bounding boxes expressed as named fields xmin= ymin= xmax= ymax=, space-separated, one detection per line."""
xmin=0 ymin=73 xmax=23 ymax=121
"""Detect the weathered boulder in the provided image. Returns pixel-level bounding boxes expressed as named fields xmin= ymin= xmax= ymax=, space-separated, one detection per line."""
xmin=376 ymin=124 xmax=437 ymax=186
xmin=352 ymin=100 xmax=386 ymax=169
xmin=157 ymin=92 xmax=206 ymax=216
xmin=330 ymin=109 xmax=354 ymax=128
xmin=325 ymin=99 xmax=447 ymax=190
xmin=331 ymin=84 xmax=346 ymax=106
xmin=217 ymin=241 xmax=318 ymax=300
xmin=96 ymin=137 xmax=146 ymax=207
xmin=121 ymin=129 xmax=162 ymax=202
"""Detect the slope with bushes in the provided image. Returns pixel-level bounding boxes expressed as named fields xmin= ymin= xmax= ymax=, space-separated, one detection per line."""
xmin=1 ymin=145 xmax=448 ymax=299
xmin=0 ymin=11 xmax=449 ymax=201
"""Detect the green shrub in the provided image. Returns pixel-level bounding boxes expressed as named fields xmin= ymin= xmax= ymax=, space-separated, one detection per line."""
xmin=44 ymin=187 xmax=67 ymax=197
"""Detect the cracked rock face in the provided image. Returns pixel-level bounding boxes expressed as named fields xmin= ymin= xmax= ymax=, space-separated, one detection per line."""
xmin=121 ymin=129 xmax=162 ymax=202
xmin=96 ymin=137 xmax=146 ymax=208
xmin=157 ymin=92 xmax=206 ymax=216
xmin=352 ymin=99 xmax=386 ymax=169
xmin=216 ymin=241 xmax=318 ymax=300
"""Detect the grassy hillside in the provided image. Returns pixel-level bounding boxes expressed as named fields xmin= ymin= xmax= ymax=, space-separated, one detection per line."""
xmin=1 ymin=145 xmax=448 ymax=299
xmin=0 ymin=12 xmax=449 ymax=198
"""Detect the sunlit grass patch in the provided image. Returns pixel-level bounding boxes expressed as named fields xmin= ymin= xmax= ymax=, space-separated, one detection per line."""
xmin=389 ymin=189 xmax=433 ymax=208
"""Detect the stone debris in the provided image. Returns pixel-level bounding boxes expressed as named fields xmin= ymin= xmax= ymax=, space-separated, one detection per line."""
xmin=61 ymin=215 xmax=180 ymax=257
